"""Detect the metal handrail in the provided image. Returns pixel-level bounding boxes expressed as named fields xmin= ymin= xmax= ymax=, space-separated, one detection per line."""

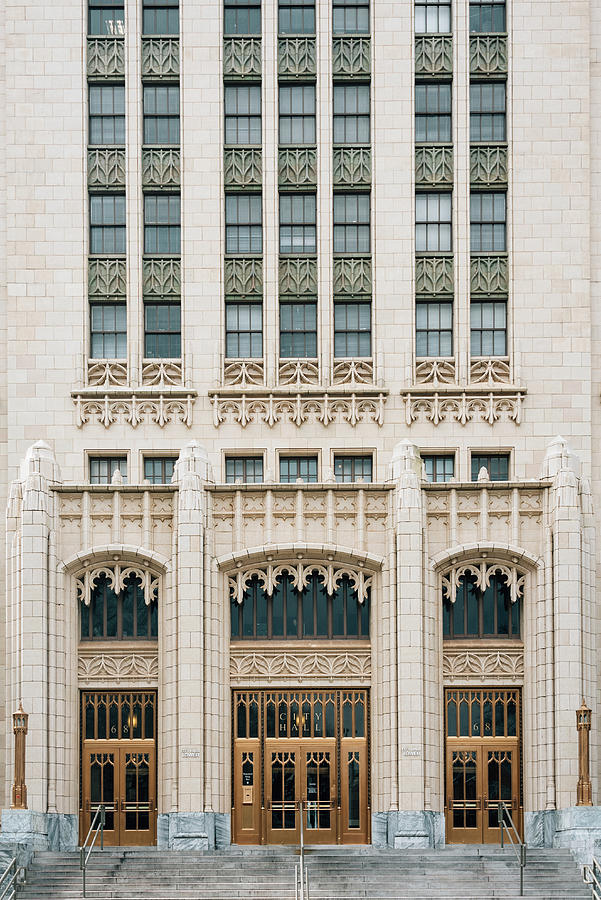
xmin=294 ymin=800 xmax=309 ymax=900
xmin=80 ymin=804 xmax=105 ymax=897
xmin=497 ymin=801 xmax=526 ymax=897
xmin=583 ymin=856 xmax=601 ymax=899
xmin=0 ymin=858 xmax=18 ymax=900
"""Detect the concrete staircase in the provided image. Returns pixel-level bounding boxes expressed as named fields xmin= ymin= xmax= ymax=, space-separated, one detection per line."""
xmin=16 ymin=845 xmax=591 ymax=900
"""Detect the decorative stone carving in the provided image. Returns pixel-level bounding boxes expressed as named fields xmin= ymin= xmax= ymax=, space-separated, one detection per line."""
xmin=443 ymin=648 xmax=524 ymax=683
xmin=279 ymin=258 xmax=317 ymax=295
xmin=333 ymin=147 xmax=371 ymax=187
xmin=227 ymin=560 xmax=374 ymax=603
xmin=75 ymin=562 xmax=160 ymax=606
xmin=331 ymin=359 xmax=373 ymax=386
xmin=333 ymin=257 xmax=372 ymax=295
xmin=224 ymin=258 xmax=263 ymax=296
xmin=142 ymin=149 xmax=181 ymax=188
xmin=87 ymin=360 xmax=128 ymax=387
xmin=143 ymin=258 xmax=181 ymax=297
xmin=279 ymin=359 xmax=320 ymax=386
xmin=332 ymin=37 xmax=371 ymax=77
xmin=87 ymin=38 xmax=125 ymax=78
xmin=415 ymin=36 xmax=453 ymax=76
xmin=415 ymin=256 xmax=454 ymax=295
xmin=224 ymin=148 xmax=262 ymax=188
xmin=89 ymin=258 xmax=127 ymax=298
xmin=223 ymin=38 xmax=261 ymax=78
xmin=470 ymin=255 xmax=509 ymax=294
xmin=87 ymin=149 xmax=126 ymax=188
xmin=441 ymin=560 xmax=526 ymax=606
xmin=415 ymin=358 xmax=456 ymax=385
xmin=402 ymin=389 xmax=524 ymax=427
xmin=223 ymin=359 xmax=265 ymax=387
xmin=415 ymin=146 xmax=453 ymax=186
xmin=230 ymin=647 xmax=371 ymax=684
xmin=211 ymin=391 xmax=386 ymax=428
xmin=470 ymin=146 xmax=508 ymax=186
xmin=278 ymin=37 xmax=316 ymax=77
xmin=470 ymin=357 xmax=511 ymax=385
xmin=73 ymin=392 xmax=195 ymax=428
xmin=78 ymin=652 xmax=159 ymax=683
xmin=278 ymin=148 xmax=317 ymax=187
xmin=141 ymin=38 xmax=179 ymax=78
xmin=142 ymin=360 xmax=183 ymax=386
xmin=470 ymin=36 xmax=508 ymax=75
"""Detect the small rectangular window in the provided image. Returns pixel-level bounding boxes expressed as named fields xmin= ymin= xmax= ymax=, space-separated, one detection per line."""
xmin=88 ymin=0 xmax=124 ymax=35
xmin=225 ymin=0 xmax=261 ymax=35
xmin=144 ymin=303 xmax=181 ymax=358
xmin=280 ymin=301 xmax=317 ymax=358
xmin=226 ymin=302 xmax=263 ymax=358
xmin=279 ymin=0 xmax=315 ymax=34
xmin=279 ymin=85 xmax=316 ymax=145
xmin=225 ymin=85 xmax=261 ymax=145
xmin=280 ymin=456 xmax=318 ymax=483
xmin=142 ymin=0 xmax=179 ymax=34
xmin=226 ymin=456 xmax=264 ymax=483
xmin=333 ymin=193 xmax=370 ymax=254
xmin=415 ymin=192 xmax=452 ymax=253
xmin=89 ymin=85 xmax=125 ymax=146
xmin=471 ymin=453 xmax=509 ymax=482
xmin=470 ymin=82 xmax=506 ymax=142
xmin=469 ymin=0 xmax=506 ymax=33
xmin=470 ymin=192 xmax=506 ymax=252
xmin=471 ymin=300 xmax=507 ymax=356
xmin=416 ymin=301 xmax=453 ymax=357
xmin=226 ymin=194 xmax=263 ymax=254
xmin=144 ymin=457 xmax=176 ymax=484
xmin=415 ymin=0 xmax=451 ymax=34
xmin=334 ymin=455 xmax=372 ymax=482
xmin=333 ymin=0 xmax=369 ymax=35
xmin=90 ymin=194 xmax=126 ymax=254
xmin=90 ymin=303 xmax=127 ymax=359
xmin=333 ymin=84 xmax=370 ymax=145
xmin=144 ymin=194 xmax=181 ymax=254
xmin=90 ymin=456 xmax=128 ymax=484
xmin=279 ymin=194 xmax=316 ymax=254
xmin=334 ymin=301 xmax=371 ymax=357
xmin=415 ymin=83 xmax=451 ymax=143
xmin=423 ymin=454 xmax=454 ymax=483
xmin=143 ymin=85 xmax=180 ymax=145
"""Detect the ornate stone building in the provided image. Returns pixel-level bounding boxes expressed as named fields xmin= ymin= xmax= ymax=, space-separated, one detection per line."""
xmin=1 ymin=0 xmax=601 ymax=862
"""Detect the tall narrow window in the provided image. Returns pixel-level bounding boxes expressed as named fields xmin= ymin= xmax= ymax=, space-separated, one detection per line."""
xmin=415 ymin=0 xmax=451 ymax=34
xmin=333 ymin=194 xmax=370 ymax=254
xmin=334 ymin=301 xmax=371 ymax=357
xmin=144 ymin=303 xmax=181 ymax=358
xmin=143 ymin=85 xmax=180 ymax=145
xmin=416 ymin=301 xmax=453 ymax=357
xmin=470 ymin=300 xmax=507 ymax=356
xmin=333 ymin=84 xmax=370 ymax=144
xmin=225 ymin=0 xmax=261 ymax=35
xmin=278 ymin=0 xmax=315 ymax=34
xmin=279 ymin=456 xmax=318 ymax=483
xmin=279 ymin=194 xmax=316 ymax=254
xmin=226 ymin=302 xmax=263 ymax=358
xmin=142 ymin=0 xmax=179 ymax=34
xmin=89 ymin=456 xmax=128 ymax=483
xmin=280 ymin=301 xmax=317 ymax=357
xmin=333 ymin=0 xmax=369 ymax=34
xmin=90 ymin=304 xmax=127 ymax=358
xmin=470 ymin=192 xmax=506 ymax=252
xmin=81 ymin=573 xmax=158 ymax=640
xmin=226 ymin=194 xmax=263 ymax=253
xmin=415 ymin=192 xmax=452 ymax=252
xmin=89 ymin=85 xmax=125 ymax=146
xmin=225 ymin=85 xmax=261 ymax=145
xmin=469 ymin=0 xmax=505 ymax=33
xmin=144 ymin=194 xmax=181 ymax=254
xmin=88 ymin=0 xmax=125 ymax=35
xmin=90 ymin=194 xmax=126 ymax=254
xmin=415 ymin=83 xmax=451 ymax=143
xmin=279 ymin=85 xmax=316 ymax=145
xmin=443 ymin=571 xmax=519 ymax=638
xmin=470 ymin=82 xmax=506 ymax=142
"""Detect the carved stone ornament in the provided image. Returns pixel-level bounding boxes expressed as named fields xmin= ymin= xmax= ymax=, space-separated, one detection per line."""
xmin=78 ymin=652 xmax=159 ymax=683
xmin=470 ymin=357 xmax=511 ymax=385
xmin=87 ymin=360 xmax=128 ymax=387
xmin=73 ymin=391 xmax=195 ymax=428
xmin=142 ymin=149 xmax=181 ymax=188
xmin=415 ymin=358 xmax=456 ymax=386
xmin=332 ymin=37 xmax=371 ymax=77
xmin=143 ymin=258 xmax=181 ymax=297
xmin=333 ymin=147 xmax=371 ymax=187
xmin=223 ymin=38 xmax=262 ymax=78
xmin=441 ymin=560 xmax=526 ymax=606
xmin=141 ymin=360 xmax=183 ymax=386
xmin=415 ymin=256 xmax=453 ymax=296
xmin=225 ymin=257 xmax=263 ymax=296
xmin=227 ymin=561 xmax=373 ymax=604
xmin=415 ymin=35 xmax=453 ymax=76
xmin=279 ymin=257 xmax=317 ymax=295
xmin=278 ymin=148 xmax=317 ymax=187
xmin=223 ymin=359 xmax=265 ymax=387
xmin=402 ymin=389 xmax=524 ymax=427
xmin=278 ymin=37 xmax=316 ymax=77
xmin=75 ymin=563 xmax=160 ymax=607
xmin=211 ymin=391 xmax=386 ymax=428
xmin=230 ymin=647 xmax=371 ymax=685
xmin=278 ymin=359 xmax=320 ymax=387
xmin=333 ymin=257 xmax=372 ymax=295
xmin=88 ymin=149 xmax=126 ymax=188
xmin=470 ymin=255 xmax=508 ymax=295
xmin=331 ymin=359 xmax=373 ymax=386
xmin=415 ymin=146 xmax=453 ymax=186
xmin=470 ymin=35 xmax=508 ymax=76
xmin=443 ymin=648 xmax=524 ymax=684
xmin=470 ymin=146 xmax=508 ymax=186
xmin=89 ymin=258 xmax=127 ymax=298
xmin=87 ymin=37 xmax=125 ymax=78
xmin=224 ymin=148 xmax=262 ymax=188
xmin=141 ymin=37 xmax=179 ymax=78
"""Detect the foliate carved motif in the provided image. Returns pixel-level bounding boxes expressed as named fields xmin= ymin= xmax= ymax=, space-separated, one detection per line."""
xmin=143 ymin=258 xmax=181 ymax=297
xmin=75 ymin=563 xmax=160 ymax=606
xmin=415 ymin=358 xmax=456 ymax=385
xmin=470 ymin=256 xmax=509 ymax=294
xmin=142 ymin=360 xmax=183 ymax=386
xmin=223 ymin=38 xmax=262 ymax=78
xmin=223 ymin=359 xmax=265 ymax=387
xmin=142 ymin=149 xmax=181 ymax=188
xmin=333 ymin=258 xmax=372 ymax=295
xmin=227 ymin=561 xmax=374 ymax=604
xmin=278 ymin=38 xmax=317 ymax=77
xmin=212 ymin=391 xmax=386 ymax=428
xmin=470 ymin=36 xmax=508 ymax=76
xmin=415 ymin=146 xmax=453 ymax=186
xmin=278 ymin=148 xmax=317 ymax=187
xmin=470 ymin=357 xmax=511 ymax=385
xmin=230 ymin=648 xmax=371 ymax=683
xmin=279 ymin=359 xmax=320 ymax=386
xmin=87 ymin=38 xmax=125 ymax=78
xmin=332 ymin=37 xmax=371 ymax=76
xmin=415 ymin=36 xmax=453 ymax=76
xmin=225 ymin=258 xmax=263 ymax=296
xmin=415 ymin=256 xmax=454 ymax=295
xmin=279 ymin=258 xmax=317 ymax=295
xmin=403 ymin=390 xmax=523 ymax=427
xmin=88 ymin=149 xmax=126 ymax=188
xmin=78 ymin=652 xmax=159 ymax=682
xmin=89 ymin=258 xmax=127 ymax=298
xmin=74 ymin=393 xmax=194 ymax=428
xmin=441 ymin=560 xmax=526 ymax=606
xmin=87 ymin=360 xmax=128 ymax=387
xmin=333 ymin=147 xmax=371 ymax=187
xmin=141 ymin=38 xmax=179 ymax=78
xmin=331 ymin=359 xmax=373 ymax=386
xmin=443 ymin=649 xmax=524 ymax=683
xmin=224 ymin=148 xmax=262 ymax=188
xmin=470 ymin=147 xmax=508 ymax=186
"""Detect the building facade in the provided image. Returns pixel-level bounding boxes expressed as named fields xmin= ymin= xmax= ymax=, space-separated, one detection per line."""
xmin=2 ymin=0 xmax=601 ymax=860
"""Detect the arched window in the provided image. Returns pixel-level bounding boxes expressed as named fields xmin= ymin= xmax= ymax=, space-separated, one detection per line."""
xmin=443 ymin=571 xmax=520 ymax=639
xmin=81 ymin=572 xmax=158 ymax=641
xmin=231 ymin=571 xmax=369 ymax=640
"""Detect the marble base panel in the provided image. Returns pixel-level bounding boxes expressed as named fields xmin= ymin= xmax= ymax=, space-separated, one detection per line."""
xmin=372 ymin=810 xmax=445 ymax=849
xmin=525 ymin=806 xmax=601 ymax=867
xmin=0 ymin=811 xmax=77 ymax=852
xmin=157 ymin=812 xmax=231 ymax=850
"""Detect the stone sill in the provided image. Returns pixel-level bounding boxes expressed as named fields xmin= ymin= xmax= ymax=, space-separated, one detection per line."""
xmin=54 ymin=484 xmax=177 ymax=492
xmin=79 ymin=640 xmax=158 ymax=652
xmin=443 ymin=638 xmax=524 ymax=649
xmin=211 ymin=386 xmax=387 ymax=397
xmin=231 ymin=639 xmax=371 ymax=650
xmin=404 ymin=384 xmax=525 ymax=395
xmin=423 ymin=480 xmax=550 ymax=491
xmin=211 ymin=482 xmax=392 ymax=493
xmin=72 ymin=387 xmax=196 ymax=398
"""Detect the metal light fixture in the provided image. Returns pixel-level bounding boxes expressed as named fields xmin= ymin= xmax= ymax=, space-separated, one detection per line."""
xmin=11 ymin=703 xmax=29 ymax=810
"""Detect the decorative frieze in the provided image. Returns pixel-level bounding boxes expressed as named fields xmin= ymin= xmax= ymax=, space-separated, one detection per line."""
xmin=415 ymin=256 xmax=454 ymax=296
xmin=443 ymin=648 xmax=524 ymax=684
xmin=279 ymin=257 xmax=318 ymax=295
xmin=415 ymin=146 xmax=453 ymax=186
xmin=278 ymin=37 xmax=317 ymax=77
xmin=211 ymin=390 xmax=386 ymax=428
xmin=141 ymin=360 xmax=183 ymax=386
xmin=75 ymin=562 xmax=160 ymax=606
xmin=230 ymin=647 xmax=371 ymax=686
xmin=470 ymin=146 xmax=508 ymax=186
xmin=78 ymin=651 xmax=159 ymax=684
xmin=87 ymin=38 xmax=125 ymax=78
xmin=141 ymin=38 xmax=179 ymax=78
xmin=333 ymin=257 xmax=372 ymax=295
xmin=73 ymin=391 xmax=196 ymax=428
xmin=87 ymin=360 xmax=128 ymax=387
xmin=224 ymin=148 xmax=262 ymax=188
xmin=223 ymin=38 xmax=262 ymax=78
xmin=415 ymin=358 xmax=456 ymax=386
xmin=142 ymin=149 xmax=181 ymax=188
xmin=226 ymin=560 xmax=375 ymax=603
xmin=279 ymin=359 xmax=320 ymax=387
xmin=278 ymin=148 xmax=317 ymax=187
xmin=88 ymin=258 xmax=127 ymax=298
xmin=470 ymin=36 xmax=508 ymax=76
xmin=332 ymin=37 xmax=371 ymax=77
xmin=87 ymin=149 xmax=126 ymax=188
xmin=143 ymin=258 xmax=181 ymax=297
xmin=333 ymin=147 xmax=371 ymax=187
xmin=470 ymin=357 xmax=511 ymax=385
xmin=225 ymin=257 xmax=263 ymax=296
xmin=470 ymin=255 xmax=509 ymax=295
xmin=415 ymin=36 xmax=453 ymax=76
xmin=402 ymin=388 xmax=524 ymax=426
xmin=223 ymin=359 xmax=265 ymax=387
xmin=441 ymin=560 xmax=526 ymax=606
xmin=331 ymin=359 xmax=373 ymax=386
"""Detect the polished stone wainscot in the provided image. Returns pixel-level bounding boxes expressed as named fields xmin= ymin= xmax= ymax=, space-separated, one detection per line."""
xmin=157 ymin=812 xmax=231 ymax=850
xmin=0 ymin=810 xmax=78 ymax=851
xmin=525 ymin=806 xmax=601 ymax=866
xmin=372 ymin=811 xmax=445 ymax=849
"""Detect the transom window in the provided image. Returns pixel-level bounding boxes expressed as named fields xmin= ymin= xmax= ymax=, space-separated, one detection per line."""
xmin=469 ymin=0 xmax=505 ymax=33
xmin=142 ymin=0 xmax=178 ymax=35
xmin=226 ymin=456 xmax=264 ymax=483
xmin=333 ymin=0 xmax=369 ymax=35
xmin=334 ymin=301 xmax=371 ymax=357
xmin=334 ymin=193 xmax=370 ymax=254
xmin=88 ymin=0 xmax=124 ymax=35
xmin=471 ymin=300 xmax=506 ymax=357
xmin=89 ymin=456 xmax=127 ymax=484
xmin=415 ymin=83 xmax=451 ymax=143
xmin=416 ymin=192 xmax=452 ymax=253
xmin=225 ymin=0 xmax=261 ymax=35
xmin=90 ymin=194 xmax=126 ymax=255
xmin=334 ymin=455 xmax=372 ymax=482
xmin=231 ymin=572 xmax=370 ymax=639
xmin=81 ymin=572 xmax=158 ymax=640
xmin=90 ymin=303 xmax=126 ymax=359
xmin=471 ymin=192 xmax=506 ymax=252
xmin=423 ymin=454 xmax=454 ymax=482
xmin=143 ymin=85 xmax=180 ymax=145
xmin=144 ymin=302 xmax=181 ymax=358
xmin=470 ymin=82 xmax=506 ymax=142
xmin=416 ymin=301 xmax=453 ymax=357
xmin=415 ymin=0 xmax=451 ymax=34
xmin=280 ymin=301 xmax=317 ymax=358
xmin=279 ymin=85 xmax=316 ymax=145
xmin=333 ymin=84 xmax=370 ymax=144
xmin=279 ymin=0 xmax=315 ymax=34
xmin=226 ymin=194 xmax=263 ymax=254
xmin=279 ymin=194 xmax=316 ymax=254
xmin=226 ymin=301 xmax=263 ymax=358
xmin=144 ymin=457 xmax=176 ymax=484
xmin=144 ymin=194 xmax=181 ymax=254
xmin=225 ymin=85 xmax=261 ymax=145
xmin=280 ymin=456 xmax=318 ymax=483
xmin=471 ymin=453 xmax=509 ymax=482
xmin=89 ymin=85 xmax=125 ymax=146
xmin=443 ymin=571 xmax=520 ymax=639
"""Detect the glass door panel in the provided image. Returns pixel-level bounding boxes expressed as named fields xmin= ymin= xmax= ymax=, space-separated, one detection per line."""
xmin=302 ymin=745 xmax=336 ymax=843
xmin=483 ymin=748 xmax=519 ymax=842
xmin=447 ymin=748 xmax=482 ymax=844
xmin=83 ymin=748 xmax=118 ymax=845
xmin=340 ymin=744 xmax=368 ymax=843
xmin=120 ymin=749 xmax=156 ymax=846
xmin=266 ymin=750 xmax=298 ymax=843
xmin=233 ymin=743 xmax=261 ymax=844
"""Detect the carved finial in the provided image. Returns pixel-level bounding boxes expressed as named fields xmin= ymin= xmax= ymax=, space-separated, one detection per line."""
xmin=477 ymin=466 xmax=490 ymax=483
xmin=111 ymin=468 xmax=123 ymax=485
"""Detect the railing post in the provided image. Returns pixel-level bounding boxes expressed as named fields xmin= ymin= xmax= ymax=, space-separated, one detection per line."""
xmin=101 ymin=804 xmax=105 ymax=850
xmin=498 ymin=803 xmax=504 ymax=848
xmin=520 ymin=843 xmax=525 ymax=896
